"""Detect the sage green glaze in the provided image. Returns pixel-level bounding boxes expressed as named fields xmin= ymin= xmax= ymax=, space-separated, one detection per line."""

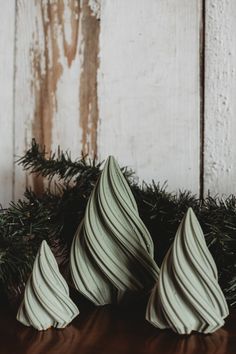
xmin=17 ymin=240 xmax=79 ymax=331
xmin=146 ymin=207 xmax=229 ymax=334
xmin=70 ymin=156 xmax=159 ymax=305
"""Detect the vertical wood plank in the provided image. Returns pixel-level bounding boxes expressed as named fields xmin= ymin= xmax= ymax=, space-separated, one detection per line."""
xmin=98 ymin=0 xmax=201 ymax=194
xmin=0 ymin=2 xmax=15 ymax=207
xmin=14 ymin=0 xmax=81 ymax=198
xmin=204 ymin=0 xmax=236 ymax=195
xmin=14 ymin=0 xmax=100 ymax=199
xmin=79 ymin=0 xmax=100 ymax=157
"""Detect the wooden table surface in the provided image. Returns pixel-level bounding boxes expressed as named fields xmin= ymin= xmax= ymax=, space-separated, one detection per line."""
xmin=0 ymin=304 xmax=235 ymax=354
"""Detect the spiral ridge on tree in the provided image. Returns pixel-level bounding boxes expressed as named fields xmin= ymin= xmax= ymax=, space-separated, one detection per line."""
xmin=17 ymin=241 xmax=79 ymax=330
xmin=70 ymin=156 xmax=159 ymax=305
xmin=146 ymin=208 xmax=229 ymax=334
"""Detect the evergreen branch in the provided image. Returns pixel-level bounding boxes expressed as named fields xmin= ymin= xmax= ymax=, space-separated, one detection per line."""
xmin=0 ymin=189 xmax=67 ymax=308
xmin=17 ymin=139 xmax=103 ymax=182
xmin=0 ymin=140 xmax=235 ymax=309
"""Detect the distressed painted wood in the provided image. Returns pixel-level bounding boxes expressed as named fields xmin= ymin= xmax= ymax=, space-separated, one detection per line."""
xmin=204 ymin=0 xmax=236 ymax=195
xmin=98 ymin=0 xmax=202 ymax=194
xmin=14 ymin=0 xmax=100 ymax=199
xmin=0 ymin=2 xmax=16 ymax=207
xmin=5 ymin=0 xmax=236 ymax=205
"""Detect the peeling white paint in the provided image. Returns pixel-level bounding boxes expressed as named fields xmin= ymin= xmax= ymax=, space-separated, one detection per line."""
xmin=3 ymin=0 xmax=236 ymax=207
xmin=14 ymin=0 xmax=83 ymax=198
xmin=63 ymin=0 xmax=73 ymax=45
xmin=51 ymin=1 xmax=82 ymax=158
xmin=88 ymin=0 xmax=101 ymax=19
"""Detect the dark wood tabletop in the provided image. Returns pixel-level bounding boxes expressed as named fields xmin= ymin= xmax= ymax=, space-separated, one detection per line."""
xmin=0 ymin=304 xmax=235 ymax=354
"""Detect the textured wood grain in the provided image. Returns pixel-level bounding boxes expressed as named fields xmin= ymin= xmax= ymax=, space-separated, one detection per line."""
xmin=14 ymin=0 xmax=100 ymax=199
xmin=4 ymin=0 xmax=235 ymax=203
xmin=204 ymin=0 xmax=236 ymax=195
xmin=0 ymin=2 xmax=16 ymax=207
xmin=98 ymin=0 xmax=201 ymax=194
xmin=79 ymin=0 xmax=100 ymax=157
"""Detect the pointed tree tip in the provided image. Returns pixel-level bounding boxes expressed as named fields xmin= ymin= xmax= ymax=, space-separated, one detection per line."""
xmin=107 ymin=155 xmax=116 ymax=162
xmin=183 ymin=207 xmax=197 ymax=224
xmin=41 ymin=240 xmax=48 ymax=247
xmin=187 ymin=207 xmax=194 ymax=215
xmin=40 ymin=240 xmax=50 ymax=252
xmin=105 ymin=155 xmax=120 ymax=169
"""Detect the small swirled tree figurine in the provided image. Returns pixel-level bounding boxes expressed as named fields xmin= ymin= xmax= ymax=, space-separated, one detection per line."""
xmin=17 ymin=241 xmax=79 ymax=330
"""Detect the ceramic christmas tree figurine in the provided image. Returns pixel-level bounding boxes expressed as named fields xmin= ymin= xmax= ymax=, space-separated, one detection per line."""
xmin=146 ymin=207 xmax=229 ymax=334
xmin=70 ymin=155 xmax=159 ymax=305
xmin=17 ymin=240 xmax=79 ymax=330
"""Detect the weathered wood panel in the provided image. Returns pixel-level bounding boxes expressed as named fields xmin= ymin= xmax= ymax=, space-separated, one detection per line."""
xmin=0 ymin=2 xmax=16 ymax=207
xmin=98 ymin=0 xmax=202 ymax=194
xmin=204 ymin=0 xmax=236 ymax=195
xmin=4 ymin=0 xmax=232 ymax=202
xmin=79 ymin=0 xmax=100 ymax=157
xmin=14 ymin=0 xmax=100 ymax=199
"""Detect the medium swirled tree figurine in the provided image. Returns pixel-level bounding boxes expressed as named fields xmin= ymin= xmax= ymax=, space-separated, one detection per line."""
xmin=17 ymin=240 xmax=79 ymax=330
xmin=146 ymin=207 xmax=229 ymax=334
xmin=70 ymin=156 xmax=159 ymax=305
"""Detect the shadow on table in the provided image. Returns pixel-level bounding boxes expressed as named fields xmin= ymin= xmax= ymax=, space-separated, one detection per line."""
xmin=145 ymin=328 xmax=228 ymax=354
xmin=13 ymin=306 xmax=230 ymax=354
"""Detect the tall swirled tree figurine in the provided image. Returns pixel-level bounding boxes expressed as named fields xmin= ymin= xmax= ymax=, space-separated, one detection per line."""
xmin=17 ymin=241 xmax=79 ymax=330
xmin=146 ymin=207 xmax=229 ymax=334
xmin=70 ymin=156 xmax=159 ymax=305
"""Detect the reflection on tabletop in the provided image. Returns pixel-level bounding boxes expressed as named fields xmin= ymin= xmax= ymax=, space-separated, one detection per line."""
xmin=0 ymin=305 xmax=233 ymax=354
xmin=146 ymin=328 xmax=228 ymax=354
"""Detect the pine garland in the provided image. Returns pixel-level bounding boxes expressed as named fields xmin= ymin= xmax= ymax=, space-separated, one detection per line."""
xmin=0 ymin=139 xmax=236 ymax=308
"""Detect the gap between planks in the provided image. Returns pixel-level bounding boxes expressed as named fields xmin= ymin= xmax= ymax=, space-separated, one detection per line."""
xmin=199 ymin=0 xmax=206 ymax=200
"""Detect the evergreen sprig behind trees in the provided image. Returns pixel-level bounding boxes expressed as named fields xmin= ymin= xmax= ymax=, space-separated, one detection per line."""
xmin=0 ymin=139 xmax=236 ymax=308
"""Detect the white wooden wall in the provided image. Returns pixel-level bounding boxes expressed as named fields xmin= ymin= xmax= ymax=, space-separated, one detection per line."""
xmin=0 ymin=0 xmax=235 ymax=207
